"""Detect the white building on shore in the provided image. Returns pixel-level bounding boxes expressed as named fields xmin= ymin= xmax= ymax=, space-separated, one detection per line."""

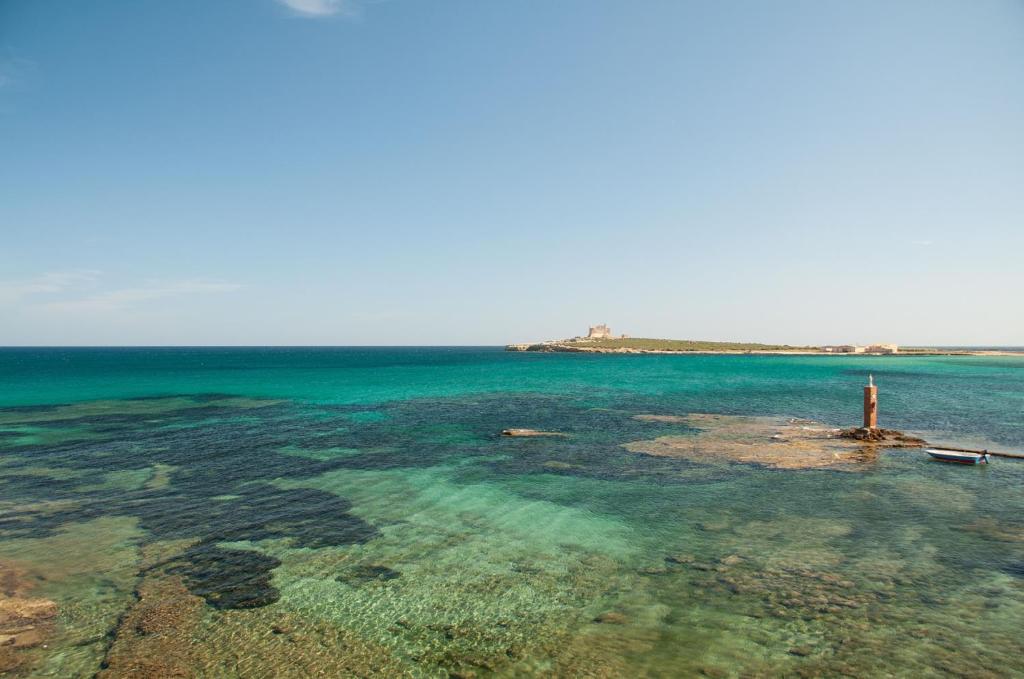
xmin=822 ymin=344 xmax=899 ymax=354
xmin=822 ymin=345 xmax=866 ymax=354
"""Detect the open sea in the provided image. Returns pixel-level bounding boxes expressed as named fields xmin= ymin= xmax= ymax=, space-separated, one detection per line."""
xmin=1 ymin=347 xmax=1023 ymax=677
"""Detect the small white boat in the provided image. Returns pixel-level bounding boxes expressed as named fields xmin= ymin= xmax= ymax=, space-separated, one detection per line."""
xmin=925 ymin=448 xmax=989 ymax=465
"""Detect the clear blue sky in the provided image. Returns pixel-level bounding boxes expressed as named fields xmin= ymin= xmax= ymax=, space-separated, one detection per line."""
xmin=2 ymin=0 xmax=1022 ymax=345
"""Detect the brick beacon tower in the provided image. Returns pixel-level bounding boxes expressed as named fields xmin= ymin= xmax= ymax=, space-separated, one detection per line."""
xmin=863 ymin=374 xmax=878 ymax=429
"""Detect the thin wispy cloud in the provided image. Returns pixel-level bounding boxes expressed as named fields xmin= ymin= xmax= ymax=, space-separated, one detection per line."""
xmin=0 ymin=271 xmax=241 ymax=312
xmin=0 ymin=270 xmax=101 ymax=304
xmin=276 ymin=0 xmax=358 ymax=18
xmin=44 ymin=279 xmax=243 ymax=313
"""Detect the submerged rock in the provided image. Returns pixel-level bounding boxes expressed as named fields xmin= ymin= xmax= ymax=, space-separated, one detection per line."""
xmin=0 ymin=597 xmax=57 ymax=625
xmin=98 ymin=576 xmax=204 ymax=679
xmin=501 ymin=429 xmax=567 ymax=437
xmin=101 ymin=572 xmax=409 ymax=678
xmin=337 ymin=564 xmax=401 ymax=585
xmin=593 ymin=611 xmax=628 ymax=624
xmin=633 ymin=414 xmax=690 ymax=424
xmin=541 ymin=461 xmax=583 ymax=471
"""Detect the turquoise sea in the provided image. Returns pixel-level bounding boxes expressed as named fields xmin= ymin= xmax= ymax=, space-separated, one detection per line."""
xmin=1 ymin=347 xmax=1023 ymax=677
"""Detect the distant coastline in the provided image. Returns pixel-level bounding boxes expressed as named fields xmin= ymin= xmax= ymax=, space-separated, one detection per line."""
xmin=505 ymin=338 xmax=1024 ymax=356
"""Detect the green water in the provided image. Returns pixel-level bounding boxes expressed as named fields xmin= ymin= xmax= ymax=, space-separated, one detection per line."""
xmin=0 ymin=348 xmax=1022 ymax=677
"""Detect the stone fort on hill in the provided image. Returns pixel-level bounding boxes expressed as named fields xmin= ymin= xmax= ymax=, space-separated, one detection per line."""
xmin=586 ymin=324 xmax=628 ymax=340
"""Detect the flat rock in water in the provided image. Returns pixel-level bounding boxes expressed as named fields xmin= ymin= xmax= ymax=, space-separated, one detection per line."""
xmin=501 ymin=429 xmax=567 ymax=437
xmin=624 ymin=414 xmax=927 ymax=470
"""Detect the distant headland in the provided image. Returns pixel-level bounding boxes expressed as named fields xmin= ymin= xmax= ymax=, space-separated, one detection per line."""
xmin=506 ymin=325 xmax=1023 ymax=356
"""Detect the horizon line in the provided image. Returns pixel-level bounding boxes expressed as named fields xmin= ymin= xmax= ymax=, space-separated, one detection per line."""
xmin=2 ymin=344 xmax=1023 ymax=350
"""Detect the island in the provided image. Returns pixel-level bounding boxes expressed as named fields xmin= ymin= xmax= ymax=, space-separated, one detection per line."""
xmin=506 ymin=325 xmax=1021 ymax=356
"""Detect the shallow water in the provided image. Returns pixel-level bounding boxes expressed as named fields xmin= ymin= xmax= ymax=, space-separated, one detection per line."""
xmin=0 ymin=348 xmax=1022 ymax=677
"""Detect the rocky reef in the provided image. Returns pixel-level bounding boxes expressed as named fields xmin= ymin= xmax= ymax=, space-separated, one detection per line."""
xmin=3 ymin=390 xmax=1020 ymax=678
xmin=626 ymin=414 xmax=926 ymax=470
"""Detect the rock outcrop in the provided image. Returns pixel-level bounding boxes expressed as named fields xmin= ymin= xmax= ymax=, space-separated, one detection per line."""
xmin=626 ymin=414 xmax=927 ymax=470
xmin=0 ymin=562 xmax=58 ymax=675
xmin=834 ymin=427 xmax=926 ymax=446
